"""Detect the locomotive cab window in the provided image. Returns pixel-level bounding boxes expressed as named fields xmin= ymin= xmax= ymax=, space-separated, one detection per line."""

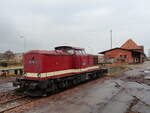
xmin=55 ymin=48 xmax=74 ymax=54
xmin=66 ymin=49 xmax=74 ymax=54
xmin=81 ymin=50 xmax=86 ymax=54
xmin=75 ymin=50 xmax=84 ymax=55
xmin=62 ymin=49 xmax=74 ymax=54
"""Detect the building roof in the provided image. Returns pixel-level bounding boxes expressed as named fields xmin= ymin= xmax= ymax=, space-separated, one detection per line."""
xmin=121 ymin=39 xmax=141 ymax=50
xmin=98 ymin=47 xmax=143 ymax=54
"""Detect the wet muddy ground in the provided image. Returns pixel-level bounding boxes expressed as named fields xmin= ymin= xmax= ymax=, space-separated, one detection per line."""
xmin=1 ymin=61 xmax=150 ymax=113
xmin=0 ymin=82 xmax=17 ymax=93
xmin=0 ymin=75 xmax=19 ymax=84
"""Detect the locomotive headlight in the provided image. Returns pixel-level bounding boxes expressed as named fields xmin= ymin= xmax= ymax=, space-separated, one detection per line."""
xmin=29 ymin=56 xmax=37 ymax=64
xmin=23 ymin=73 xmax=27 ymax=76
xmin=37 ymin=73 xmax=41 ymax=77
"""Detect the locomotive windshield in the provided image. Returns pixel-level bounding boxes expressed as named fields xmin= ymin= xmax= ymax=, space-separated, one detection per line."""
xmin=75 ymin=50 xmax=86 ymax=55
xmin=55 ymin=48 xmax=74 ymax=54
xmin=66 ymin=49 xmax=74 ymax=54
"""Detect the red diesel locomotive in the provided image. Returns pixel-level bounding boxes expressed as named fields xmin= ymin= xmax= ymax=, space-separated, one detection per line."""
xmin=13 ymin=46 xmax=107 ymax=96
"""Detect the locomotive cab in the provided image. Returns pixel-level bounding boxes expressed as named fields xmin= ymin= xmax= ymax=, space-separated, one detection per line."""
xmin=55 ymin=46 xmax=93 ymax=69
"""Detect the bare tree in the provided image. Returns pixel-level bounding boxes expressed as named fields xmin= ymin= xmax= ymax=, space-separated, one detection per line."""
xmin=3 ymin=50 xmax=15 ymax=61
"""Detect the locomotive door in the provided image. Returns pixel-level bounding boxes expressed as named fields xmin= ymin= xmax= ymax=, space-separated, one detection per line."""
xmin=80 ymin=55 xmax=88 ymax=69
xmin=73 ymin=50 xmax=88 ymax=71
xmin=73 ymin=54 xmax=81 ymax=70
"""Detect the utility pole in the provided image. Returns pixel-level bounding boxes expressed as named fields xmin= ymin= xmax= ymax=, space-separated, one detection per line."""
xmin=110 ymin=29 xmax=112 ymax=49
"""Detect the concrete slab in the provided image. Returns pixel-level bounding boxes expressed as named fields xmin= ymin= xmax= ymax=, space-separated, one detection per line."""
xmin=132 ymin=101 xmax=150 ymax=113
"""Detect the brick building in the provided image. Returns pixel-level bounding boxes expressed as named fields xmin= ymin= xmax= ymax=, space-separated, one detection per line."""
xmin=99 ymin=39 xmax=146 ymax=64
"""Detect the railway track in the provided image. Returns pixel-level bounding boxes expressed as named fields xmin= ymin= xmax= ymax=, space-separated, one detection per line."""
xmin=0 ymin=88 xmax=24 ymax=103
xmin=0 ymin=95 xmax=26 ymax=104
xmin=0 ymin=96 xmax=34 ymax=113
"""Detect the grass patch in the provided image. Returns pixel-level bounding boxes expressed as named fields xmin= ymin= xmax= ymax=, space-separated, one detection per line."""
xmin=107 ymin=66 xmax=127 ymax=76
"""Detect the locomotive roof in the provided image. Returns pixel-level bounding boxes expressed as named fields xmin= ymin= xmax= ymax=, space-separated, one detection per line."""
xmin=55 ymin=46 xmax=84 ymax=50
xmin=25 ymin=46 xmax=85 ymax=55
xmin=25 ymin=50 xmax=70 ymax=55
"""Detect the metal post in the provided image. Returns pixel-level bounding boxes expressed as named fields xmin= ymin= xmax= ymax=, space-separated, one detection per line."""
xmin=110 ymin=30 xmax=112 ymax=49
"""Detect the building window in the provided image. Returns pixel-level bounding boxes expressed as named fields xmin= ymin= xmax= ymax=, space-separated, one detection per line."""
xmin=120 ymin=54 xmax=127 ymax=58
xmin=124 ymin=55 xmax=127 ymax=58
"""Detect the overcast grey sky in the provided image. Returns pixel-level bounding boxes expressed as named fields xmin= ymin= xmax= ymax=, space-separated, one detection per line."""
xmin=0 ymin=0 xmax=149 ymax=54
